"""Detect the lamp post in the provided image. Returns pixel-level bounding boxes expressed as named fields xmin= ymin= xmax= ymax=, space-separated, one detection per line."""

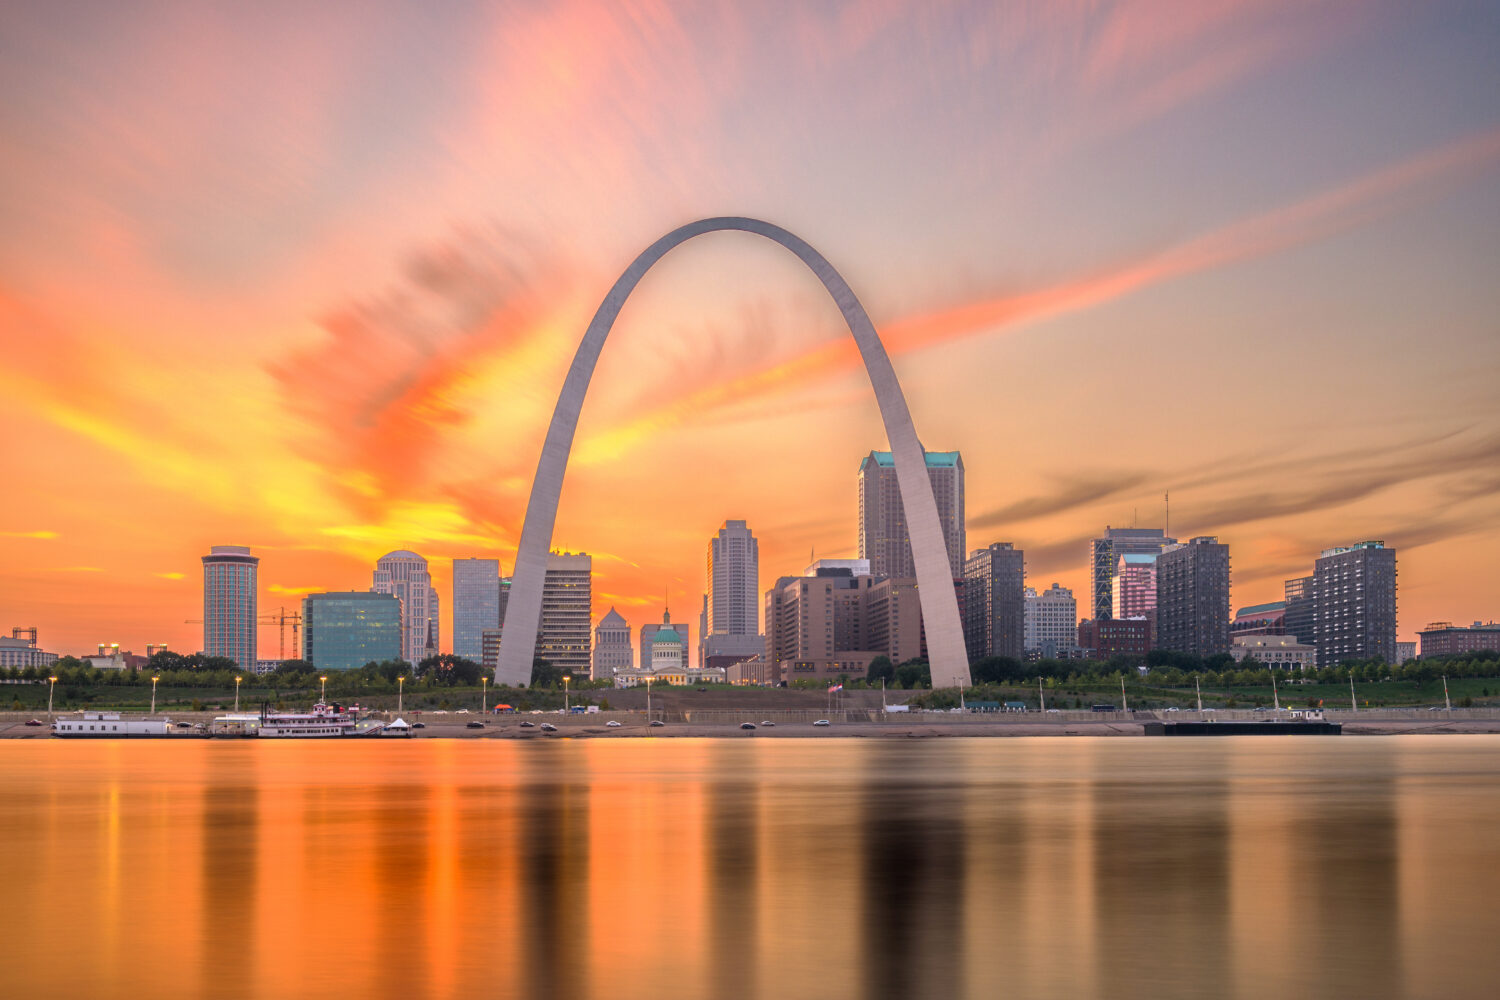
xmin=150 ymin=675 xmax=159 ymax=715
xmin=235 ymin=675 xmax=242 ymax=712
xmin=398 ymin=674 xmax=405 ymax=714
xmin=320 ymin=675 xmax=328 ymax=703
xmin=563 ymin=674 xmax=570 ymax=714
xmin=48 ymin=675 xmax=59 ymax=719
xmin=645 ymin=675 xmax=652 ymax=724
xmin=482 ymin=676 xmax=488 ymax=715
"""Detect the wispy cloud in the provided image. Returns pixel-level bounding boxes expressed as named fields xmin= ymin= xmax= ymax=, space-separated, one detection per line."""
xmin=154 ymin=572 xmax=184 ymax=581
xmin=0 ymin=530 xmax=58 ymax=539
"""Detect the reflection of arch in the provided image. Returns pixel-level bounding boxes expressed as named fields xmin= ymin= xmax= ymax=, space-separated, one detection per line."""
xmin=496 ymin=217 xmax=971 ymax=689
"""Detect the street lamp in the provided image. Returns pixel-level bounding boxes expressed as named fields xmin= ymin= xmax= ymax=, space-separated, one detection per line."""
xmin=563 ymin=674 xmax=570 ymax=714
xmin=482 ymin=675 xmax=488 ymax=715
xmin=48 ymin=675 xmax=59 ymax=719
xmin=150 ymin=675 xmax=159 ymax=715
xmin=320 ymin=675 xmax=328 ymax=703
xmin=235 ymin=675 xmax=242 ymax=712
xmin=645 ymin=675 xmax=652 ymax=725
xmin=398 ymin=675 xmax=405 ymax=715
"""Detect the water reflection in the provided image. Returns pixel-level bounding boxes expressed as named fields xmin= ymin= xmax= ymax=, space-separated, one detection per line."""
xmin=1 ymin=737 xmax=1496 ymax=1000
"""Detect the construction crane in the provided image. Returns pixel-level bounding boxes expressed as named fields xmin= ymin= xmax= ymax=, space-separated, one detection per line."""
xmin=184 ymin=607 xmax=304 ymax=660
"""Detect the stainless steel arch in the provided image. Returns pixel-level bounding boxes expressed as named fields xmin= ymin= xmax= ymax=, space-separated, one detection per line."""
xmin=496 ymin=217 xmax=971 ymax=689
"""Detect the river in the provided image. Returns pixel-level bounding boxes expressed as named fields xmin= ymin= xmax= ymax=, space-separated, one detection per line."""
xmin=2 ymin=737 xmax=1496 ymax=999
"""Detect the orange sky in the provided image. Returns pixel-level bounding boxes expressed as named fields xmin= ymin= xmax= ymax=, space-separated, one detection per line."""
xmin=2 ymin=1 xmax=1497 ymax=656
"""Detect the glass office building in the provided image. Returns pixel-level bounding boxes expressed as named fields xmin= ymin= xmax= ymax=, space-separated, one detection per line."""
xmin=452 ymin=558 xmax=501 ymax=663
xmin=302 ymin=592 xmax=403 ymax=671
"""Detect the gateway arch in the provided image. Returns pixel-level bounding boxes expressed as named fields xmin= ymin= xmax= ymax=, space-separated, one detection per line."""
xmin=496 ymin=217 xmax=971 ymax=689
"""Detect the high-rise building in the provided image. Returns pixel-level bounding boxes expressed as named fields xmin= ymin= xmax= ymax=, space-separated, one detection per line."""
xmin=1155 ymin=536 xmax=1231 ymax=657
xmin=1312 ymin=541 xmax=1396 ymax=666
xmin=1283 ymin=576 xmax=1315 ymax=644
xmin=1025 ymin=584 xmax=1078 ymax=658
xmin=1089 ymin=527 xmax=1175 ymax=621
xmin=592 ymin=607 xmax=632 ymax=680
xmin=707 ymin=519 xmax=759 ymax=635
xmin=858 ymin=450 xmax=965 ymax=580
xmin=202 ymin=545 xmax=258 ymax=669
xmin=373 ymin=550 xmax=439 ymax=664
xmin=1077 ymin=617 xmax=1151 ymax=661
xmin=452 ymin=558 xmax=501 ymax=663
xmin=539 ymin=552 xmax=592 ymax=677
xmin=1418 ymin=621 xmax=1500 ymax=658
xmin=763 ymin=564 xmax=926 ymax=673
xmin=962 ymin=543 xmax=1025 ymax=662
xmin=302 ymin=592 xmax=402 ymax=671
xmin=1111 ymin=553 xmax=1158 ymax=620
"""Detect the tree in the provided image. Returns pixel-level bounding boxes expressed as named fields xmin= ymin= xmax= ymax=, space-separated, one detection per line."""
xmin=530 ymin=659 xmax=563 ymax=689
xmin=417 ymin=654 xmax=482 ymax=686
xmin=894 ymin=660 xmax=930 ymax=690
xmin=867 ymin=656 xmax=895 ymax=686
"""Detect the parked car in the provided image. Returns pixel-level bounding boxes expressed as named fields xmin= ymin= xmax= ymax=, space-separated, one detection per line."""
xmin=23 ymin=719 xmax=43 ymax=727
xmin=174 ymin=721 xmax=193 ymax=729
xmin=519 ymin=721 xmax=536 ymax=728
xmin=606 ymin=720 xmax=622 ymax=728
xmin=412 ymin=722 xmax=426 ymax=729
xmin=466 ymin=721 xmax=484 ymax=729
xmin=760 ymin=721 xmax=775 ymax=727
xmin=650 ymin=720 xmax=666 ymax=727
xmin=540 ymin=722 xmax=558 ymax=732
xmin=456 ymin=709 xmax=470 ymax=715
xmin=740 ymin=722 xmax=756 ymax=730
xmin=813 ymin=719 xmax=831 ymax=727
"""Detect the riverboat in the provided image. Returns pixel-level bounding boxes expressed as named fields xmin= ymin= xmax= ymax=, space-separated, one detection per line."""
xmin=256 ymin=702 xmax=389 ymax=738
xmin=52 ymin=712 xmax=173 ymax=738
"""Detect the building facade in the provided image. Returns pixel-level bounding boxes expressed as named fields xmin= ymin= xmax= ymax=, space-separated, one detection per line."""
xmin=962 ymin=543 xmax=1025 ymax=662
xmin=302 ymin=591 xmax=403 ymax=671
xmin=640 ymin=613 xmax=691 ymax=675
xmin=1312 ymin=541 xmax=1397 ymax=666
xmin=203 ymin=544 xmax=258 ymax=669
xmin=1111 ymin=553 xmax=1158 ymax=620
xmin=1077 ymin=617 xmax=1151 ymax=661
xmin=592 ymin=607 xmax=633 ymax=680
xmin=706 ymin=519 xmax=759 ymax=636
xmin=1230 ymin=634 xmax=1317 ymax=671
xmin=539 ymin=552 xmax=592 ymax=677
xmin=373 ymin=550 xmax=439 ymax=665
xmin=0 ymin=634 xmax=58 ymax=669
xmin=1024 ymin=584 xmax=1078 ymax=658
xmin=858 ymin=450 xmax=965 ymax=580
xmin=1283 ymin=576 xmax=1315 ymax=645
xmin=1154 ymin=536 xmax=1231 ymax=657
xmin=764 ymin=565 xmax=926 ymax=673
xmin=1089 ymin=527 xmax=1175 ymax=621
xmin=1417 ymin=621 xmax=1500 ymax=658
xmin=1232 ymin=601 xmax=1287 ymax=637
xmin=452 ymin=557 xmax=501 ymax=663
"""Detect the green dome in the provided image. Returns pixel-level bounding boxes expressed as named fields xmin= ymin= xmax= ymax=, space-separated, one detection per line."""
xmin=653 ymin=626 xmax=681 ymax=646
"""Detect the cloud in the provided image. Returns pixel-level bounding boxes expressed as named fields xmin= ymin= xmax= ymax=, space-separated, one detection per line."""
xmin=154 ymin=572 xmax=185 ymax=581
xmin=51 ymin=566 xmax=103 ymax=573
xmin=971 ymin=474 xmax=1152 ymax=530
xmin=0 ymin=530 xmax=58 ymax=539
xmin=267 ymin=584 xmax=319 ymax=597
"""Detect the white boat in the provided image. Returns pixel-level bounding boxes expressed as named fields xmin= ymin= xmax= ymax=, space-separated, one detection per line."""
xmin=256 ymin=702 xmax=388 ymax=738
xmin=52 ymin=712 xmax=171 ymax=738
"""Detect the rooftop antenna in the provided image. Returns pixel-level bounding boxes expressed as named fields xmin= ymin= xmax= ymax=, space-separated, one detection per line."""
xmin=1164 ymin=491 xmax=1170 ymax=538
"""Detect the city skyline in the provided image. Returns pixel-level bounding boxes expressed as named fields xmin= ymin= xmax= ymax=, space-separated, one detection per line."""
xmin=3 ymin=3 xmax=1498 ymax=654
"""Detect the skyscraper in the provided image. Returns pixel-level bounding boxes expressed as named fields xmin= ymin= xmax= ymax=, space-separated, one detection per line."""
xmin=1025 ymin=583 xmax=1078 ymax=658
xmin=962 ymin=543 xmax=1025 ymax=661
xmin=1283 ymin=575 xmax=1315 ymax=644
xmin=592 ymin=607 xmax=632 ymax=680
xmin=1312 ymin=541 xmax=1397 ymax=666
xmin=302 ymin=591 xmax=402 ymax=671
xmin=540 ymin=551 xmax=591 ymax=677
xmin=703 ymin=519 xmax=764 ymax=669
xmin=1089 ymin=527 xmax=1175 ymax=621
xmin=373 ymin=550 xmax=439 ymax=664
xmin=202 ymin=545 xmax=258 ymax=669
xmin=858 ymin=450 xmax=965 ymax=580
xmin=452 ymin=557 xmax=501 ymax=663
xmin=1155 ymin=536 xmax=1231 ymax=656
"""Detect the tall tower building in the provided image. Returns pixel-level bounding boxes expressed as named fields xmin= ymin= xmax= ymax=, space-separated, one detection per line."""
xmin=858 ymin=450 xmax=965 ymax=580
xmin=202 ymin=545 xmax=258 ymax=669
xmin=1089 ymin=527 xmax=1175 ymax=621
xmin=452 ymin=557 xmax=501 ymax=663
xmin=373 ymin=550 xmax=439 ymax=664
xmin=962 ymin=543 xmax=1026 ymax=662
xmin=707 ymin=520 xmax=759 ymax=636
xmin=1155 ymin=536 xmax=1231 ymax=656
xmin=540 ymin=551 xmax=592 ymax=677
xmin=1025 ymin=584 xmax=1078 ymax=658
xmin=1283 ymin=575 xmax=1315 ymax=645
xmin=1312 ymin=541 xmax=1397 ymax=666
xmin=592 ymin=607 xmax=633 ymax=681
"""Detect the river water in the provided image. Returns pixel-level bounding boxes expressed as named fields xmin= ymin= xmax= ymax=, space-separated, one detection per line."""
xmin=2 ymin=737 xmax=1497 ymax=999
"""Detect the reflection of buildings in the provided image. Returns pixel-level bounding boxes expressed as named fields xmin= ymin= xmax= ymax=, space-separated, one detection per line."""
xmin=963 ymin=542 xmax=1025 ymax=661
xmin=859 ymin=450 xmax=965 ymax=580
xmin=303 ymin=591 xmax=402 ymax=671
xmin=1024 ymin=584 xmax=1078 ymax=659
xmin=373 ymin=550 xmax=438 ymax=664
xmin=203 ymin=544 xmax=258 ymax=670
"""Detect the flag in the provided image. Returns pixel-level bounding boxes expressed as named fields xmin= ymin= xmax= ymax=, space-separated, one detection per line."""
xmin=828 ymin=683 xmax=843 ymax=693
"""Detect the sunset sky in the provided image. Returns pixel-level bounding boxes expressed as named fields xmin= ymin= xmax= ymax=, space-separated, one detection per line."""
xmin=2 ymin=0 xmax=1497 ymax=658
